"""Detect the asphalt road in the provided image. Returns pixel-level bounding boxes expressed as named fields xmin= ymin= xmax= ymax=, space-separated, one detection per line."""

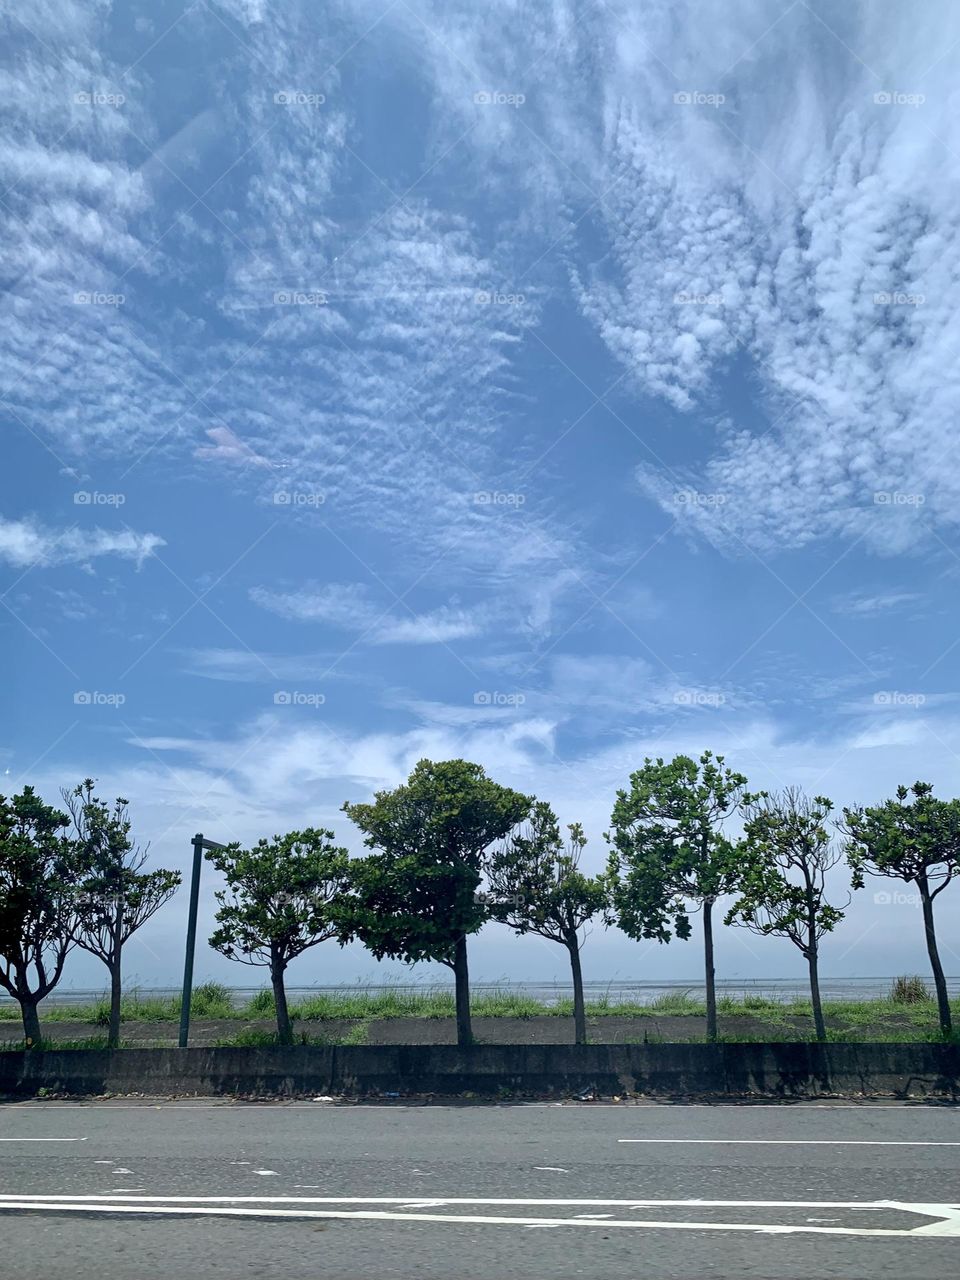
xmin=1 ymin=1100 xmax=958 ymax=1278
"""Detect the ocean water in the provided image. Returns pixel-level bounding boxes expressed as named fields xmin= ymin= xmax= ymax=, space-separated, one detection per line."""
xmin=12 ymin=975 xmax=960 ymax=1009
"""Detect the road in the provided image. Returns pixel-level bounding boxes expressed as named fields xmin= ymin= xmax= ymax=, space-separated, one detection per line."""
xmin=0 ymin=1099 xmax=958 ymax=1278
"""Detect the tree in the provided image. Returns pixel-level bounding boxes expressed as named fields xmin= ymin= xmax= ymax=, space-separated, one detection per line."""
xmin=0 ymin=787 xmax=79 ymax=1046
xmin=338 ymin=759 xmax=531 ymax=1047
xmin=606 ymin=751 xmax=752 ymax=1042
xmin=64 ymin=780 xmax=180 ymax=1049
xmin=843 ymin=781 xmax=960 ymax=1037
xmin=206 ymin=829 xmax=350 ymax=1045
xmin=727 ymin=788 xmax=849 ymax=1041
xmin=485 ymin=800 xmax=606 ymax=1044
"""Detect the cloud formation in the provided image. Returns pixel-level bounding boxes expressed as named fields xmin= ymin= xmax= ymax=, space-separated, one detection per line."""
xmin=0 ymin=515 xmax=164 ymax=570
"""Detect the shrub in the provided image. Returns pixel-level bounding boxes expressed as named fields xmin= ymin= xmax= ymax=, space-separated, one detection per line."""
xmin=891 ymin=975 xmax=931 ymax=1004
xmin=244 ymin=988 xmax=277 ymax=1017
xmin=191 ymin=982 xmax=234 ymax=1017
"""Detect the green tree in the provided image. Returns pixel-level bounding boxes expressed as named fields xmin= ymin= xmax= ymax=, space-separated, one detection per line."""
xmin=64 ymin=780 xmax=180 ymax=1049
xmin=0 ymin=787 xmax=78 ymax=1046
xmin=606 ymin=751 xmax=752 ymax=1041
xmin=727 ymin=788 xmax=849 ymax=1042
xmin=843 ymin=782 xmax=960 ymax=1037
xmin=206 ymin=829 xmax=350 ymax=1044
xmin=486 ymin=801 xmax=607 ymax=1044
xmin=338 ymin=759 xmax=531 ymax=1046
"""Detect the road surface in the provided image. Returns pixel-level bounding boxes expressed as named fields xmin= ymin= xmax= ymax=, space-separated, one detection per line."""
xmin=1 ymin=1099 xmax=958 ymax=1278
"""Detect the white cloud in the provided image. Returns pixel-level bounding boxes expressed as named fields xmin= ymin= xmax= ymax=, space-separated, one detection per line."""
xmin=250 ymin=581 xmax=486 ymax=645
xmin=832 ymin=590 xmax=922 ymax=617
xmin=0 ymin=516 xmax=164 ymax=570
xmin=181 ymin=647 xmax=360 ymax=683
xmin=364 ymin=0 xmax=960 ymax=555
xmin=194 ymin=426 xmax=274 ymax=469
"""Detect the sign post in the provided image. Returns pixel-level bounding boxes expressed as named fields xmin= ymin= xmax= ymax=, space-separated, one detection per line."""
xmin=178 ymin=832 xmax=227 ymax=1049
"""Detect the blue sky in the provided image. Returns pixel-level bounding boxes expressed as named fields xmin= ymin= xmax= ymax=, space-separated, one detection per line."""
xmin=3 ymin=0 xmax=960 ymax=992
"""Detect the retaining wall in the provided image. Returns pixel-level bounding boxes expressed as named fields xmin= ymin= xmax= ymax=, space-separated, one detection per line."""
xmin=1 ymin=1042 xmax=959 ymax=1099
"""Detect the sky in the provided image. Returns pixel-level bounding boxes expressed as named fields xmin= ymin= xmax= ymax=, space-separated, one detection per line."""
xmin=3 ymin=0 xmax=960 ymax=995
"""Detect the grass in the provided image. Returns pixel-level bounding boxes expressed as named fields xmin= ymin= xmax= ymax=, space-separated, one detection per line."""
xmin=3 ymin=982 xmax=959 ymax=1046
xmin=0 ymin=980 xmax=236 ymax=1024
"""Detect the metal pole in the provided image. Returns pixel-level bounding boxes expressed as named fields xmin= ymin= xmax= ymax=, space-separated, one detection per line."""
xmin=178 ymin=834 xmax=205 ymax=1049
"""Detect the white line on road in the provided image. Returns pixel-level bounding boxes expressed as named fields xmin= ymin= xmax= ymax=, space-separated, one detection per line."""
xmin=0 ymin=1194 xmax=953 ymax=1209
xmin=618 ymin=1139 xmax=960 ymax=1146
xmin=0 ymin=1138 xmax=87 ymax=1142
xmin=0 ymin=1198 xmax=956 ymax=1237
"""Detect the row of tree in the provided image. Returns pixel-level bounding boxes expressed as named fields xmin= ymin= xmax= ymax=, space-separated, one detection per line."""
xmin=2 ymin=754 xmax=958 ymax=1049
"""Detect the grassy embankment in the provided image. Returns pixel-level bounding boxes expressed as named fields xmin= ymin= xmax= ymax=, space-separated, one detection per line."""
xmin=2 ymin=980 xmax=958 ymax=1049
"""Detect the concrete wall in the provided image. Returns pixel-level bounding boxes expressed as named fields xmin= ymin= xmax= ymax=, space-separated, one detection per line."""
xmin=2 ymin=1043 xmax=959 ymax=1099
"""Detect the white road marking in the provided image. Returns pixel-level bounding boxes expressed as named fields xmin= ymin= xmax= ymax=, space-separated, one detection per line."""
xmin=0 ymin=1195 xmax=945 ymax=1209
xmin=0 ymin=1138 xmax=87 ymax=1143
xmin=618 ymin=1139 xmax=960 ymax=1146
xmin=533 ymin=1167 xmax=569 ymax=1173
xmin=252 ymin=1170 xmax=278 ymax=1176
xmin=0 ymin=1197 xmax=956 ymax=1237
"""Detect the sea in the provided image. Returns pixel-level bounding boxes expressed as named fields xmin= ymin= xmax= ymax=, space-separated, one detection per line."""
xmin=11 ymin=976 xmax=959 ymax=1009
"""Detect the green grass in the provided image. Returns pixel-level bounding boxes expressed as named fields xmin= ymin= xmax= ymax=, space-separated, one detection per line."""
xmin=4 ymin=985 xmax=960 ymax=1046
xmin=0 ymin=981 xmax=238 ymax=1025
xmin=287 ymin=988 xmax=458 ymax=1021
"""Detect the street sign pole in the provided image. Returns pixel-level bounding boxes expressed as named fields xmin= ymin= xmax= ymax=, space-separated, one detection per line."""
xmin=179 ymin=832 xmax=227 ymax=1049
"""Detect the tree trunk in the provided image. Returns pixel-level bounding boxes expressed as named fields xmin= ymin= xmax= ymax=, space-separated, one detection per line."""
xmin=20 ymin=994 xmax=42 ymax=1048
xmin=453 ymin=934 xmax=473 ymax=1047
xmin=271 ymin=955 xmax=293 ymax=1046
xmin=108 ymin=957 xmax=122 ymax=1050
xmin=703 ymin=897 xmax=717 ymax=1042
xmin=919 ymin=883 xmax=952 ymax=1037
xmin=567 ymin=935 xmax=587 ymax=1045
xmin=807 ymin=941 xmax=826 ymax=1042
